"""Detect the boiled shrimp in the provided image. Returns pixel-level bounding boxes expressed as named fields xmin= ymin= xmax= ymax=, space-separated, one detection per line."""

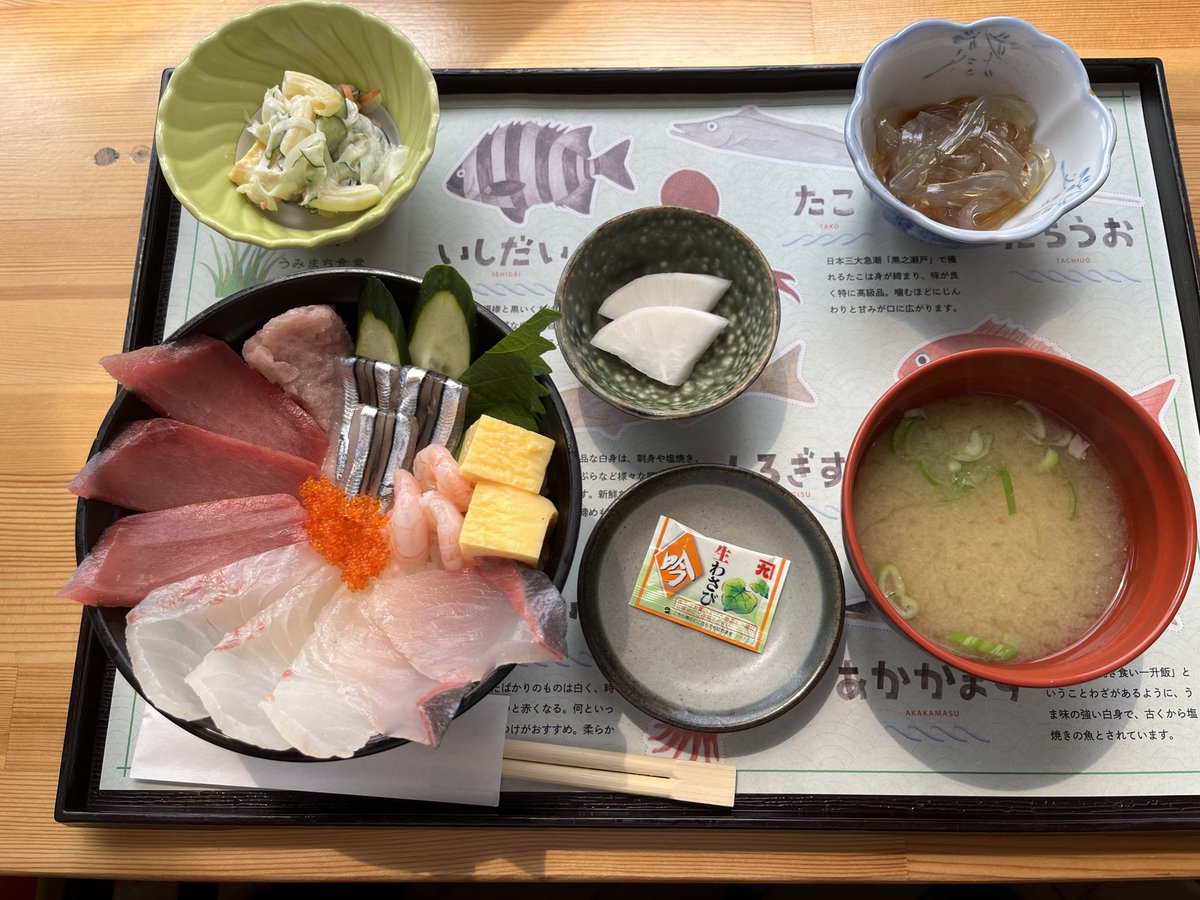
xmin=421 ymin=490 xmax=466 ymax=571
xmin=389 ymin=469 xmax=429 ymax=570
xmin=412 ymin=444 xmax=475 ymax=513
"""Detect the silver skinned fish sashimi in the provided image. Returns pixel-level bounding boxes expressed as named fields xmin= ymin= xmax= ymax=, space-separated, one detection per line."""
xmin=332 ymin=358 xmax=469 ymax=508
xmin=445 ymin=120 xmax=635 ymax=224
xmin=68 ymin=418 xmax=320 ymax=511
xmin=126 ymin=543 xmax=328 ymax=721
xmin=101 ymin=335 xmax=329 ymax=464
xmin=59 ymin=494 xmax=310 ymax=607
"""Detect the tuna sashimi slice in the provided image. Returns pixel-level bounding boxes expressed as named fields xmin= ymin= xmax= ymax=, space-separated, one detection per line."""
xmin=242 ymin=305 xmax=352 ymax=432
xmin=101 ymin=334 xmax=329 ymax=464
xmin=364 ymin=559 xmax=567 ymax=684
xmin=263 ymin=589 xmax=471 ymax=757
xmin=185 ymin=562 xmax=343 ymax=750
xmin=68 ymin=418 xmax=321 ymax=511
xmin=127 ymin=544 xmax=327 ymax=721
xmin=59 ymin=494 xmax=309 ymax=606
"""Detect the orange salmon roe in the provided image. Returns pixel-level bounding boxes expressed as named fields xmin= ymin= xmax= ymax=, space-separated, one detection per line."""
xmin=299 ymin=476 xmax=390 ymax=591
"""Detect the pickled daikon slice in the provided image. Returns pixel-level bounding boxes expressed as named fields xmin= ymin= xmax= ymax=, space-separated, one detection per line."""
xmin=597 ymin=272 xmax=731 ymax=319
xmin=589 ymin=306 xmax=729 ymax=387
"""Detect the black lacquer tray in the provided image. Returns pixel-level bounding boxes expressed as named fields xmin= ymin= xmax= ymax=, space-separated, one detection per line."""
xmin=56 ymin=61 xmax=1200 ymax=828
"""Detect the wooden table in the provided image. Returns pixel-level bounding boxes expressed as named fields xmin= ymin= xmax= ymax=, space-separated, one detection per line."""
xmin=3 ymin=0 xmax=1199 ymax=882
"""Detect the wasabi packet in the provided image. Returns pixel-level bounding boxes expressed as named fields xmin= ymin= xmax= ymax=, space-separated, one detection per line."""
xmin=628 ymin=515 xmax=790 ymax=653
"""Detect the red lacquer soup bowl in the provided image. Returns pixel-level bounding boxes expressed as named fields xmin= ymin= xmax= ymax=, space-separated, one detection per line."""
xmin=841 ymin=347 xmax=1196 ymax=688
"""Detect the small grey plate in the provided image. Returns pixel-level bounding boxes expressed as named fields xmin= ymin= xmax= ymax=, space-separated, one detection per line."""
xmin=577 ymin=464 xmax=845 ymax=732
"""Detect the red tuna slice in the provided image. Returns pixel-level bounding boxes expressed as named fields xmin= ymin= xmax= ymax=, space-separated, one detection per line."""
xmin=100 ymin=335 xmax=329 ymax=464
xmin=363 ymin=560 xmax=567 ymax=684
xmin=59 ymin=494 xmax=309 ymax=607
xmin=68 ymin=418 xmax=321 ymax=511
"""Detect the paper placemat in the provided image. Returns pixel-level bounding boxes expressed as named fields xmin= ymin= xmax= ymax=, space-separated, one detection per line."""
xmin=98 ymin=83 xmax=1200 ymax=799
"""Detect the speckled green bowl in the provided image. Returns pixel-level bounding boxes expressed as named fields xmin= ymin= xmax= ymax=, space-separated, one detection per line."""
xmin=555 ymin=207 xmax=780 ymax=420
xmin=155 ymin=0 xmax=439 ymax=249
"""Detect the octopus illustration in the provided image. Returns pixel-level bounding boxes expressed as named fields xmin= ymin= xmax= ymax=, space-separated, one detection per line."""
xmin=643 ymin=720 xmax=723 ymax=763
xmin=659 ymin=169 xmax=800 ymax=303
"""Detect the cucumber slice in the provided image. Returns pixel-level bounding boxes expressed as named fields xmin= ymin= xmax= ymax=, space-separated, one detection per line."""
xmin=408 ymin=265 xmax=476 ymax=378
xmin=316 ymin=115 xmax=347 ymax=155
xmin=355 ymin=276 xmax=409 ymax=365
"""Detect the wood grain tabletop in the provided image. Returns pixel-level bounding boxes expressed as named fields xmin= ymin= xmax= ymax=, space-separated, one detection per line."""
xmin=3 ymin=0 xmax=1199 ymax=883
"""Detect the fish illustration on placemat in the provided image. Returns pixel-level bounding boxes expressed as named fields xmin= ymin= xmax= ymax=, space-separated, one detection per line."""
xmin=561 ymin=339 xmax=817 ymax=438
xmin=741 ymin=341 xmax=817 ymax=407
xmin=895 ymin=316 xmax=1180 ymax=434
xmin=894 ymin=316 xmax=1065 ymax=380
xmin=668 ymin=106 xmax=853 ymax=171
xmin=444 ymin=120 xmax=635 ymax=224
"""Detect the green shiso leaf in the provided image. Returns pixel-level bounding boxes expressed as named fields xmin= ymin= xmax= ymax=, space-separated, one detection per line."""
xmin=459 ymin=307 xmax=561 ymax=432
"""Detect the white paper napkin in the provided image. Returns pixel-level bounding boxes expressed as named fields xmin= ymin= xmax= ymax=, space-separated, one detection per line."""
xmin=130 ymin=694 xmax=510 ymax=806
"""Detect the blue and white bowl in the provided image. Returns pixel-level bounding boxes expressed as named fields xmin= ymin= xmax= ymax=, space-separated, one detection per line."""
xmin=844 ymin=17 xmax=1117 ymax=248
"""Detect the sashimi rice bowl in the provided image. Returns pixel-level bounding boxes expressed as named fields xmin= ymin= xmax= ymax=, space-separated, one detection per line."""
xmin=64 ymin=268 xmax=581 ymax=761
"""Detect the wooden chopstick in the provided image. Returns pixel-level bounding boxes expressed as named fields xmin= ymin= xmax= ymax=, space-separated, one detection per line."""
xmin=501 ymin=739 xmax=737 ymax=807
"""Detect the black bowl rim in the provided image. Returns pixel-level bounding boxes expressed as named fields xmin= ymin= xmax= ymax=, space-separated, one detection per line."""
xmin=76 ymin=266 xmax=582 ymax=762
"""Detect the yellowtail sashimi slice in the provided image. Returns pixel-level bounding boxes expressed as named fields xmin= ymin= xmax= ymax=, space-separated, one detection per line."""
xmin=589 ymin=305 xmax=730 ymax=387
xmin=332 ymin=598 xmax=472 ymax=748
xmin=597 ymin=272 xmax=732 ymax=319
xmin=184 ymin=563 xmax=344 ymax=751
xmin=126 ymin=543 xmax=326 ymax=721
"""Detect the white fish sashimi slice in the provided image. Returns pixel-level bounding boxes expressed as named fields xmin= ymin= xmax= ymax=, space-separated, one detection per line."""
xmin=184 ymin=563 xmax=343 ymax=750
xmin=260 ymin=593 xmax=373 ymax=759
xmin=597 ymin=272 xmax=732 ymax=319
xmin=262 ymin=589 xmax=468 ymax=757
xmin=589 ymin=305 xmax=730 ymax=387
xmin=365 ymin=563 xmax=566 ymax=684
xmin=126 ymin=543 xmax=326 ymax=721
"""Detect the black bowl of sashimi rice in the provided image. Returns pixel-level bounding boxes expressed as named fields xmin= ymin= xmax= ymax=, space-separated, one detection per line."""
xmin=70 ymin=267 xmax=582 ymax=762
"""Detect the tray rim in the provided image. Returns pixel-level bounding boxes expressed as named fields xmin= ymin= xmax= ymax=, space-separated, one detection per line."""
xmin=56 ymin=59 xmax=1200 ymax=829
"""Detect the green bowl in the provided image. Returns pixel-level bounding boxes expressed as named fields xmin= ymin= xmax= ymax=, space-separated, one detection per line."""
xmin=554 ymin=207 xmax=780 ymax=420
xmin=155 ymin=0 xmax=439 ymax=249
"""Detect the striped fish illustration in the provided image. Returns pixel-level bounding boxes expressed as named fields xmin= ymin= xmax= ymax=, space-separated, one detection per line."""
xmin=445 ymin=120 xmax=635 ymax=224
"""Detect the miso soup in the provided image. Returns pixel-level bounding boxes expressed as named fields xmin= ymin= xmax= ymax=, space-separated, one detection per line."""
xmin=853 ymin=394 xmax=1128 ymax=663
